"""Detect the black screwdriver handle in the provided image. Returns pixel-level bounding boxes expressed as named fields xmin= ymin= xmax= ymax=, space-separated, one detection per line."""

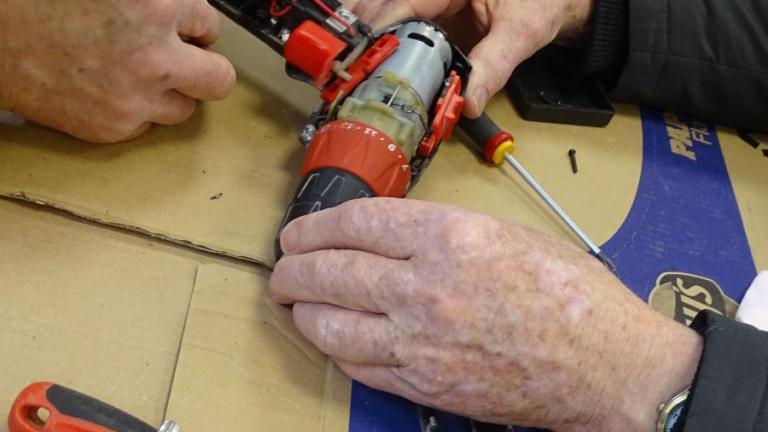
xmin=459 ymin=113 xmax=515 ymax=166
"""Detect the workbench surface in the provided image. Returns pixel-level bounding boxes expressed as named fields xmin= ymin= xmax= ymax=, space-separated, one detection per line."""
xmin=1 ymin=16 xmax=766 ymax=432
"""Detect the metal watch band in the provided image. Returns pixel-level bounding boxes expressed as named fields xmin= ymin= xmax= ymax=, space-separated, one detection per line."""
xmin=657 ymin=387 xmax=690 ymax=432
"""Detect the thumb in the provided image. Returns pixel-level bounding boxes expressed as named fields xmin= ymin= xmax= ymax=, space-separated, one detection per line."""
xmin=365 ymin=0 xmax=468 ymax=29
xmin=368 ymin=2 xmax=416 ymax=28
xmin=465 ymin=22 xmax=543 ymax=117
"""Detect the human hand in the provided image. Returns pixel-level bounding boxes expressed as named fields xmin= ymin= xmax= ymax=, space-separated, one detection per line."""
xmin=342 ymin=0 xmax=594 ymax=117
xmin=0 ymin=0 xmax=236 ymax=143
xmin=271 ymin=199 xmax=703 ymax=430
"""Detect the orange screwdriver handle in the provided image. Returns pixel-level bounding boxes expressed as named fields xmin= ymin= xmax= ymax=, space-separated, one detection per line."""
xmin=8 ymin=382 xmax=156 ymax=432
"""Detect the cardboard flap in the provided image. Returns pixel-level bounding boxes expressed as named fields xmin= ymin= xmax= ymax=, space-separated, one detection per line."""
xmin=0 ymin=17 xmax=644 ymax=266
xmin=0 ymin=200 xmax=198 ymax=428
xmin=164 ymin=264 xmax=351 ymax=431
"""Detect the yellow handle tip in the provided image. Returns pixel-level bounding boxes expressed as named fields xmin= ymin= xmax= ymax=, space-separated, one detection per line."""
xmin=491 ymin=140 xmax=515 ymax=166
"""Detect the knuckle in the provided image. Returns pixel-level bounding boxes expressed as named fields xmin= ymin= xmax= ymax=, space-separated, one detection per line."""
xmin=90 ymin=113 xmax=147 ymax=143
xmin=436 ymin=213 xmax=481 ymax=247
xmin=130 ymin=51 xmax=169 ymax=83
xmin=91 ymin=123 xmax=144 ymax=143
xmin=188 ymin=2 xmax=220 ymax=36
xmin=146 ymin=0 xmax=178 ymax=23
xmin=434 ymin=212 xmax=504 ymax=257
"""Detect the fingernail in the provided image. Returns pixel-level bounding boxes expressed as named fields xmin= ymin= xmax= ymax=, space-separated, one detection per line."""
xmin=280 ymin=223 xmax=298 ymax=255
xmin=470 ymin=87 xmax=489 ymax=115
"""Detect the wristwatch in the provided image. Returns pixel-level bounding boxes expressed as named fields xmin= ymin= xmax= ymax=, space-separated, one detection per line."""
xmin=657 ymin=387 xmax=690 ymax=432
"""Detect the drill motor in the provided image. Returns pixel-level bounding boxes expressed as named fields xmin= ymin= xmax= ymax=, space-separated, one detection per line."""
xmin=208 ymin=0 xmax=470 ymax=259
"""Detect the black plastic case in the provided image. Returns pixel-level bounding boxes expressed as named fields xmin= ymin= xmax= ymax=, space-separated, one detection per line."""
xmin=506 ymin=46 xmax=615 ymax=127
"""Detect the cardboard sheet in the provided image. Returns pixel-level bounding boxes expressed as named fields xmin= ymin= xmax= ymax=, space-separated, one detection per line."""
xmin=0 ymin=199 xmax=198 ymax=429
xmin=0 ymin=16 xmax=644 ymax=266
xmin=0 ymin=14 xmax=766 ymax=432
xmin=164 ymin=263 xmax=351 ymax=431
xmin=720 ymin=130 xmax=768 ymax=270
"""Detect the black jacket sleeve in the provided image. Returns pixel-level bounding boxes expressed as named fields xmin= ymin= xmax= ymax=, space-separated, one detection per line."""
xmin=584 ymin=0 xmax=768 ymax=133
xmin=681 ymin=311 xmax=768 ymax=431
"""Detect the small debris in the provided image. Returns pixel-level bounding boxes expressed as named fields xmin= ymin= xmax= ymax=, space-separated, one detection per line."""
xmin=202 ymin=169 xmax=207 ymax=174
xmin=210 ymin=192 xmax=223 ymax=200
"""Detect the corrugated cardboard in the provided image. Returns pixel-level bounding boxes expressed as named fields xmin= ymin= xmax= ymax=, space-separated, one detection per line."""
xmin=1 ymin=13 xmax=767 ymax=432
xmin=0 ymin=16 xmax=643 ymax=267
xmin=0 ymin=199 xmax=196 ymax=429
xmin=720 ymin=130 xmax=768 ymax=270
xmin=164 ymin=264 xmax=351 ymax=431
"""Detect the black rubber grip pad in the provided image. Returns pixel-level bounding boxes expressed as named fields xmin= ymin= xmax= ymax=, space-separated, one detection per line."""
xmin=47 ymin=385 xmax=156 ymax=432
xmin=275 ymin=168 xmax=374 ymax=260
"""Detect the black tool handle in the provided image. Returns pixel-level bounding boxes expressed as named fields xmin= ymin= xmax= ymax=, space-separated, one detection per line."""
xmin=9 ymin=382 xmax=156 ymax=432
xmin=275 ymin=168 xmax=374 ymax=260
xmin=459 ymin=113 xmax=502 ymax=153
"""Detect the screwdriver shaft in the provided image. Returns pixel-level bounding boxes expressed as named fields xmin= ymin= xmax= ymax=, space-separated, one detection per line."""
xmin=503 ymin=153 xmax=614 ymax=270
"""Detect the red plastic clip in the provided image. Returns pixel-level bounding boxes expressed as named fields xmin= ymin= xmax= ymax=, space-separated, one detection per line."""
xmin=284 ymin=21 xmax=348 ymax=88
xmin=321 ymin=34 xmax=400 ymax=103
xmin=418 ymin=71 xmax=465 ymax=158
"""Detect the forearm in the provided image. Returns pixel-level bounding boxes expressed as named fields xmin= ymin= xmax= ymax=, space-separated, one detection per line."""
xmin=595 ymin=320 xmax=702 ymax=432
xmin=572 ymin=307 xmax=702 ymax=432
xmin=588 ymin=310 xmax=768 ymax=432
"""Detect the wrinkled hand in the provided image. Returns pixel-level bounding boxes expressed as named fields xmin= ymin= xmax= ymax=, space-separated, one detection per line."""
xmin=271 ymin=199 xmax=702 ymax=430
xmin=342 ymin=0 xmax=594 ymax=117
xmin=0 ymin=0 xmax=236 ymax=142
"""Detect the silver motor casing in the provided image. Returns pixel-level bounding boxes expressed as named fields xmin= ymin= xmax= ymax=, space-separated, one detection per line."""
xmin=337 ymin=20 xmax=454 ymax=157
xmin=371 ymin=21 xmax=453 ymax=108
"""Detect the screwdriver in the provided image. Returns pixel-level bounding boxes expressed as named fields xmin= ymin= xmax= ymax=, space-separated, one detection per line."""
xmin=459 ymin=113 xmax=617 ymax=273
xmin=8 ymin=382 xmax=179 ymax=432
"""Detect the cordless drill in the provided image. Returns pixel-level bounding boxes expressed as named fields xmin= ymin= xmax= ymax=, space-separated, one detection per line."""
xmin=208 ymin=0 xmax=471 ymax=259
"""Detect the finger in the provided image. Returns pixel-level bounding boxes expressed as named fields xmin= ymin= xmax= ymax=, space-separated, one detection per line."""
xmin=368 ymin=0 xmax=467 ymax=28
xmin=169 ymin=42 xmax=236 ymax=101
xmin=293 ymin=303 xmax=402 ymax=365
xmin=367 ymin=2 xmax=416 ymax=27
xmin=465 ymin=21 xmax=549 ymax=118
xmin=340 ymin=0 xmax=362 ymax=13
xmin=279 ymin=198 xmax=438 ymax=259
xmin=178 ymin=0 xmax=221 ymax=46
xmin=149 ymin=90 xmax=197 ymax=125
xmin=335 ymin=360 xmax=431 ymax=405
xmin=271 ymin=249 xmax=415 ymax=313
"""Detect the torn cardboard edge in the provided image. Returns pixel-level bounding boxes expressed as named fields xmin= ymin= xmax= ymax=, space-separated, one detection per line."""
xmin=0 ymin=191 xmax=275 ymax=271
